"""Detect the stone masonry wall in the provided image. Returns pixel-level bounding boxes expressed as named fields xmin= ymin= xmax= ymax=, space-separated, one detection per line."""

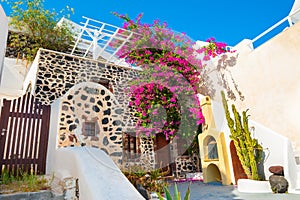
xmin=34 ymin=49 xmax=139 ymax=164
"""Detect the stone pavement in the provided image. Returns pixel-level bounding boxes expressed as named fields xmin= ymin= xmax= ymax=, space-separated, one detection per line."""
xmin=165 ymin=181 xmax=300 ymax=200
xmin=168 ymin=181 xmax=237 ymax=200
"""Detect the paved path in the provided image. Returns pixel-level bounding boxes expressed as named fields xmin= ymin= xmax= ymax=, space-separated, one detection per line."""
xmin=168 ymin=181 xmax=237 ymax=200
xmin=167 ymin=181 xmax=300 ymax=200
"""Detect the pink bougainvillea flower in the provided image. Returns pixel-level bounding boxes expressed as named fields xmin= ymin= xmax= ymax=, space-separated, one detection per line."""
xmin=112 ymin=12 xmax=230 ymax=140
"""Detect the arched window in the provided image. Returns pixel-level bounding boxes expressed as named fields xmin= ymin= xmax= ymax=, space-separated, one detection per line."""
xmin=204 ymin=136 xmax=219 ymax=160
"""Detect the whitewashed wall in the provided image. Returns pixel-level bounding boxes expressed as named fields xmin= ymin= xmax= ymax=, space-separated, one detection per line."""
xmin=0 ymin=5 xmax=8 ymax=85
xmin=227 ymin=21 xmax=300 ymax=153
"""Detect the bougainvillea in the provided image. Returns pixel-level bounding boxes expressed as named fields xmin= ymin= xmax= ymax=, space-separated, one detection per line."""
xmin=111 ymin=12 xmax=230 ymax=140
xmin=196 ymin=37 xmax=229 ymax=61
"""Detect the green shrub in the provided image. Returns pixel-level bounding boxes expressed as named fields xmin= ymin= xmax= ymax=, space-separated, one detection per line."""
xmin=2 ymin=0 xmax=74 ymax=61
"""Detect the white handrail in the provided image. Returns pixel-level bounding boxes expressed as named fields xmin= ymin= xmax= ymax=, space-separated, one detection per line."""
xmin=251 ymin=7 xmax=300 ymax=46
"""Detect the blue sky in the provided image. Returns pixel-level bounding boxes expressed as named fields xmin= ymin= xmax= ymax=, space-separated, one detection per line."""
xmin=1 ymin=0 xmax=295 ymax=46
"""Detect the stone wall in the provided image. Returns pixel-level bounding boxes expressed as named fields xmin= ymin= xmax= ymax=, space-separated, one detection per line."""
xmin=34 ymin=49 xmax=139 ymax=164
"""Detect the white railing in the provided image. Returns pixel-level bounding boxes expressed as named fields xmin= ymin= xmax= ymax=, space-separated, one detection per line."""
xmin=250 ymin=7 xmax=300 ymax=48
xmin=69 ymin=16 xmax=140 ymax=67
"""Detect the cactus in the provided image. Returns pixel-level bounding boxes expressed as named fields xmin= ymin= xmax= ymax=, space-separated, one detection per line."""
xmin=221 ymin=91 xmax=263 ymax=180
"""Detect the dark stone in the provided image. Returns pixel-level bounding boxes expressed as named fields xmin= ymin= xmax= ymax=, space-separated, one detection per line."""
xmin=269 ymin=166 xmax=284 ymax=176
xmin=69 ymin=124 xmax=77 ymax=131
xmin=136 ymin=184 xmax=150 ymax=200
xmin=81 ymin=95 xmax=88 ymax=100
xmin=115 ymin=108 xmax=123 ymax=114
xmin=44 ymin=73 xmax=51 ymax=78
xmin=110 ymin=152 xmax=122 ymax=157
xmin=58 ymin=61 xmax=65 ymax=65
xmin=110 ymin=136 xmax=117 ymax=141
xmin=60 ymin=135 xmax=66 ymax=141
xmin=101 ymin=90 xmax=105 ymax=95
xmin=113 ymin=120 xmax=121 ymax=126
xmin=49 ymin=95 xmax=56 ymax=101
xmin=105 ymin=95 xmax=110 ymax=101
xmin=102 ymin=118 xmax=109 ymax=124
xmin=67 ymin=95 xmax=73 ymax=100
xmin=54 ymin=68 xmax=64 ymax=74
xmin=92 ymin=105 xmax=100 ymax=113
xmin=102 ymin=137 xmax=109 ymax=146
xmin=97 ymin=100 xmax=103 ymax=107
xmin=35 ymin=87 xmax=40 ymax=93
xmin=90 ymin=97 xmax=95 ymax=103
xmin=65 ymin=56 xmax=74 ymax=61
xmin=269 ymin=175 xmax=288 ymax=193
xmin=42 ymin=85 xmax=50 ymax=91
xmin=103 ymin=109 xmax=111 ymax=115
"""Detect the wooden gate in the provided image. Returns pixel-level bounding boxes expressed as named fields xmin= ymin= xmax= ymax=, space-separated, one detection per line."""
xmin=0 ymin=92 xmax=51 ymax=175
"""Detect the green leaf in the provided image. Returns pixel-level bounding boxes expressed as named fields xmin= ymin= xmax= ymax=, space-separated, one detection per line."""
xmin=164 ymin=186 xmax=172 ymax=200
xmin=174 ymin=183 xmax=180 ymax=200
xmin=184 ymin=184 xmax=190 ymax=200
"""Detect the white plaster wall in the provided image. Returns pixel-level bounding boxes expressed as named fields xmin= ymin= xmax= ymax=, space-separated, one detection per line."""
xmin=46 ymin=99 xmax=144 ymax=200
xmin=0 ymin=5 xmax=8 ymax=85
xmin=228 ymin=21 xmax=300 ymax=152
xmin=22 ymin=50 xmax=40 ymax=94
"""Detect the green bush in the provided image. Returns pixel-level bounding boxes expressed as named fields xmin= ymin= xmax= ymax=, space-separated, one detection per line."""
xmin=2 ymin=0 xmax=74 ymax=61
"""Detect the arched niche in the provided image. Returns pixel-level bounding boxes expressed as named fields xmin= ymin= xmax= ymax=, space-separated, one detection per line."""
xmin=206 ymin=163 xmax=222 ymax=183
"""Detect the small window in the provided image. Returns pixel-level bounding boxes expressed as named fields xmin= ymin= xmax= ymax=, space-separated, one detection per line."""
xmin=122 ymin=133 xmax=140 ymax=162
xmin=208 ymin=140 xmax=218 ymax=160
xmin=204 ymin=136 xmax=219 ymax=161
xmin=83 ymin=122 xmax=96 ymax=136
